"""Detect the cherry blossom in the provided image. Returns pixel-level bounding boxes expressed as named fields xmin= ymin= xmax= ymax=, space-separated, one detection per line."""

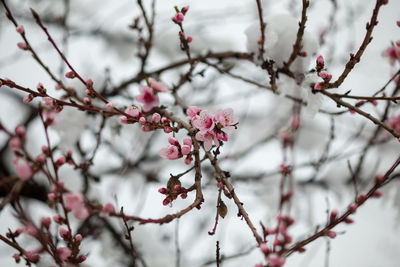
xmin=214 ymin=108 xmax=238 ymax=130
xmin=159 ymin=145 xmax=180 ymax=160
xmin=136 ymin=85 xmax=160 ymax=112
xmin=192 ymin=110 xmax=215 ymax=133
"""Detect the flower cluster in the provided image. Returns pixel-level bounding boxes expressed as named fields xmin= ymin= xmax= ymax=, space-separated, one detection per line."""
xmin=159 ymin=136 xmax=193 ymax=164
xmin=158 ymin=183 xmax=188 ymax=206
xmin=187 ymin=106 xmax=238 ymax=151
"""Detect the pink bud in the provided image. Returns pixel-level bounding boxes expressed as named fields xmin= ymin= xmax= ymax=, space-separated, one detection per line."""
xmin=17 ymin=42 xmax=28 ymax=50
xmin=139 ymin=116 xmax=147 ymax=125
xmin=349 ymin=110 xmax=356 ymax=114
xmin=16 ymin=160 xmax=33 ymax=180
xmin=184 ymin=155 xmax=192 ymax=165
xmin=120 ymin=116 xmax=129 ymax=124
xmin=375 ymin=174 xmax=384 ymax=183
xmin=326 ymin=230 xmax=336 ymax=239
xmin=56 ymin=156 xmax=66 ymax=166
xmin=16 ymin=25 xmax=24 ymax=34
xmin=152 ymin=113 xmax=161 ymax=123
xmin=259 ymin=242 xmax=269 ymax=254
xmin=162 ymin=198 xmax=170 ymax=206
xmin=83 ymin=97 xmax=91 ymax=105
xmin=23 ymin=94 xmax=34 ymax=103
xmin=10 ymin=137 xmax=21 ymax=150
xmin=102 ymin=203 xmax=116 ymax=215
xmin=75 ymin=234 xmax=82 ymax=242
xmin=373 ymin=191 xmax=383 ymax=198
xmin=15 ymin=125 xmax=26 ymax=137
xmin=172 ymin=12 xmax=184 ymax=24
xmin=316 ymin=55 xmax=325 ymax=66
xmin=25 ymin=250 xmax=39 ymax=262
xmin=349 ymin=203 xmax=358 ymax=213
xmin=183 ymin=137 xmax=192 ymax=147
xmin=48 ymin=192 xmax=56 ymax=201
xmin=40 ymin=217 xmax=51 ymax=228
xmin=57 ymin=247 xmax=72 ymax=261
xmin=319 ymin=71 xmax=328 ymax=79
xmin=181 ymin=145 xmax=191 ymax=155
xmin=158 ymin=187 xmax=168 ymax=194
xmin=164 ymin=127 xmax=172 ymax=133
xmin=59 ymin=227 xmax=70 ymax=239
xmin=174 ymin=185 xmax=181 ymax=191
xmin=187 ymin=36 xmax=193 ymax=43
xmin=55 ymin=84 xmax=62 ymax=90
xmin=13 ymin=253 xmax=20 ymax=262
xmin=65 ymin=71 xmax=76 ymax=79
xmin=168 ymin=136 xmax=179 ymax=145
xmin=86 ymin=78 xmax=93 ymax=86
xmin=314 ymin=82 xmax=322 ymax=90
xmin=53 ymin=214 xmax=64 ymax=224
xmin=372 ymin=100 xmax=378 ymax=106
xmin=106 ymin=102 xmax=114 ymax=110
xmin=181 ymin=6 xmax=190 ymax=15
xmin=330 ymin=209 xmax=338 ymax=221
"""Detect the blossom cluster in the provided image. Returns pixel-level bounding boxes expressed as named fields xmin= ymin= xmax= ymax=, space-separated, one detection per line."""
xmin=187 ymin=106 xmax=238 ymax=151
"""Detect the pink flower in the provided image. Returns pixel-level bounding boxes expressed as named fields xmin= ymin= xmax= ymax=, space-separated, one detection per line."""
xmin=150 ymin=78 xmax=168 ymax=92
xmin=186 ymin=106 xmax=201 ymax=119
xmin=159 ymin=145 xmax=180 ymax=160
xmin=192 ymin=110 xmax=215 ymax=133
xmin=126 ymin=106 xmax=142 ymax=118
xmin=195 ymin=131 xmax=219 ymax=151
xmin=382 ymin=45 xmax=400 ymax=65
xmin=57 ymin=247 xmax=72 ymax=261
xmin=214 ymin=108 xmax=238 ymax=130
xmin=136 ymin=86 xmax=160 ymax=112
xmin=16 ymin=160 xmax=33 ymax=180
